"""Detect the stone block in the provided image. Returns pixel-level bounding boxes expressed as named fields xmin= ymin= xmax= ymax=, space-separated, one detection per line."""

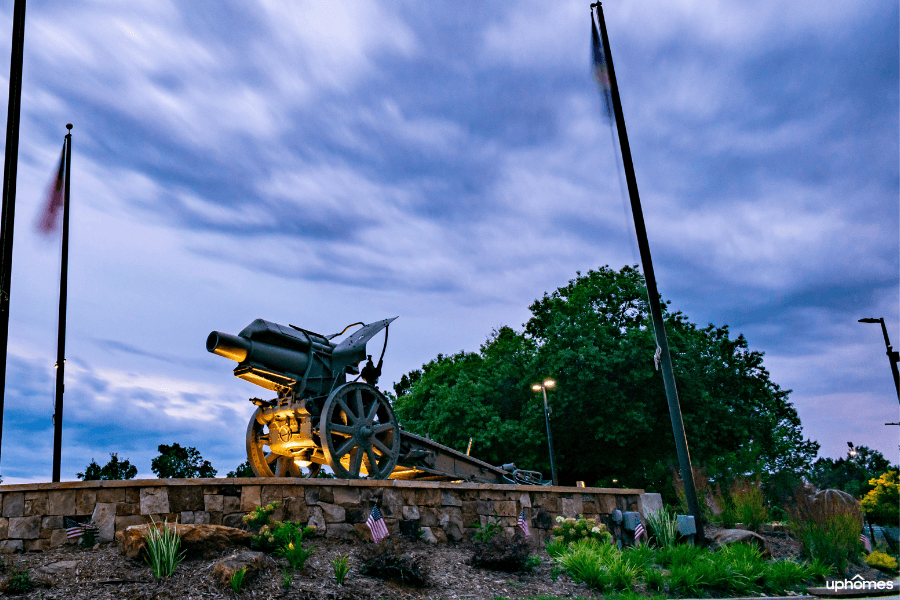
xmin=181 ymin=511 xmax=195 ymax=524
xmin=24 ymin=539 xmax=50 ymax=552
xmin=193 ymin=511 xmax=211 ymax=525
xmin=222 ymin=514 xmax=244 ymax=528
xmin=240 ymin=486 xmax=261 ymax=512
xmin=333 ymin=487 xmax=359 ymax=506
xmin=582 ymin=499 xmax=598 ymax=515
xmin=116 ymin=503 xmax=139 ymax=516
xmin=2 ymin=492 xmax=24 ymax=517
xmin=283 ymin=497 xmax=308 ymax=523
xmin=97 ymin=488 xmax=126 ymax=504
xmin=0 ymin=517 xmax=7 ymax=538
xmin=345 ymin=507 xmax=369 ymax=524
xmin=496 ymin=501 xmax=516 ymax=517
xmin=381 ymin=489 xmax=402 ymax=518
xmin=461 ymin=501 xmax=478 ymax=526
xmin=307 ymin=506 xmax=326 ymax=535
xmin=420 ymin=526 xmax=438 ymax=544
xmin=359 ymin=487 xmax=382 ymax=503
xmin=24 ymin=497 xmax=48 ymax=517
xmin=440 ymin=513 xmax=466 ymax=541
xmin=639 ymin=493 xmax=663 ymax=518
xmin=223 ymin=496 xmax=241 ymax=514
xmin=125 ymin=488 xmax=140 ymax=504
xmin=420 ymin=507 xmax=440 ymax=528
xmin=561 ymin=497 xmax=583 ymax=518
xmin=260 ymin=485 xmax=282 ymax=507
xmin=310 ymin=486 xmax=334 ymax=505
xmin=475 ymin=499 xmax=494 ymax=516
xmin=205 ymin=494 xmax=224 ymax=512
xmin=92 ymin=502 xmax=117 ymax=541
xmin=518 ymin=493 xmax=532 ymax=508
xmin=50 ymin=529 xmax=70 ymax=547
xmin=441 ymin=490 xmax=462 ymax=507
xmin=24 ymin=491 xmax=45 ymax=501
xmin=208 ymin=512 xmax=223 ymax=526
xmin=597 ymin=494 xmax=617 ymax=513
xmin=416 ymin=488 xmax=441 ymax=507
xmin=115 ymin=515 xmax=148 ymax=531
xmin=76 ymin=489 xmax=97 ymax=515
xmin=534 ymin=494 xmax=559 ymax=513
xmin=42 ymin=516 xmax=64 ymax=530
xmin=169 ymin=486 xmax=204 ymax=512
xmin=353 ymin=522 xmax=371 ymax=540
xmin=325 ymin=523 xmax=356 ymax=540
xmin=140 ymin=488 xmax=169 ymax=515
xmin=0 ymin=539 xmax=23 ymax=553
xmin=9 ymin=516 xmax=41 ymax=539
xmin=401 ymin=505 xmax=420 ymax=520
xmin=39 ymin=527 xmax=52 ymax=539
xmin=319 ymin=502 xmax=345 ymax=523
xmin=401 ymin=489 xmax=416 ymax=505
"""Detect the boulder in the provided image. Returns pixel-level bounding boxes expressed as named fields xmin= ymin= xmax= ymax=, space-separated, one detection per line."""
xmin=708 ymin=528 xmax=771 ymax=557
xmin=116 ymin=523 xmax=252 ymax=559
xmin=212 ymin=550 xmax=275 ymax=587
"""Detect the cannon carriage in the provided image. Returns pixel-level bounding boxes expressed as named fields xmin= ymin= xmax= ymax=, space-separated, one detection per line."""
xmin=207 ymin=317 xmax=545 ymax=484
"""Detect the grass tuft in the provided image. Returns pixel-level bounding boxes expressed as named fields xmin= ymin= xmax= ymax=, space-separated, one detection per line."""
xmin=144 ymin=517 xmax=186 ymax=578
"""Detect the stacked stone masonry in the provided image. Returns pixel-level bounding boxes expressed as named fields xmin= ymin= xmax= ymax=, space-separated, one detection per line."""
xmin=0 ymin=479 xmax=651 ymax=553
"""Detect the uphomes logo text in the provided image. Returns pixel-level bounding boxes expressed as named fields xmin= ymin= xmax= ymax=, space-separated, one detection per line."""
xmin=826 ymin=574 xmax=894 ymax=591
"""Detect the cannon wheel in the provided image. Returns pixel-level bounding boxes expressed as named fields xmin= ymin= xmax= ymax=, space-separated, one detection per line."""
xmin=246 ymin=407 xmax=322 ymax=478
xmin=320 ymin=382 xmax=400 ymax=479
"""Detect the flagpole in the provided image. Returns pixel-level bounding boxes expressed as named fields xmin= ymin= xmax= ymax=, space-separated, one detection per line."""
xmin=591 ymin=3 xmax=705 ymax=544
xmin=51 ymin=124 xmax=72 ymax=483
xmin=0 ymin=0 xmax=28 ymax=468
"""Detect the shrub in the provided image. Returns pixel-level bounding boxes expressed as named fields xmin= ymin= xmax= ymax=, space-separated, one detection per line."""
xmin=789 ymin=484 xmax=862 ymax=574
xmin=6 ymin=567 xmax=32 ymax=593
xmin=727 ymin=478 xmax=769 ymax=532
xmin=144 ymin=518 xmax=186 ymax=578
xmin=550 ymin=515 xmax=611 ymax=548
xmin=470 ymin=518 xmax=502 ymax=543
xmin=277 ymin=539 xmax=315 ymax=570
xmin=644 ymin=507 xmax=678 ymax=548
xmin=332 ymin=554 xmax=351 ymax=584
xmin=243 ymin=501 xmax=279 ymax=528
xmin=360 ymin=539 xmax=427 ymax=587
xmin=555 ymin=539 xmax=615 ymax=591
xmin=546 ymin=537 xmax=567 ymax=558
xmin=81 ymin=527 xmax=97 ymax=548
xmin=860 ymin=470 xmax=899 ymax=526
xmin=470 ymin=531 xmax=533 ymax=572
xmin=866 ymin=550 xmax=899 ymax=572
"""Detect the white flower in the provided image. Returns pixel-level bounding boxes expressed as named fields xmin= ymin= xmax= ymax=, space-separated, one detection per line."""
xmin=555 ymin=516 xmax=565 ymax=523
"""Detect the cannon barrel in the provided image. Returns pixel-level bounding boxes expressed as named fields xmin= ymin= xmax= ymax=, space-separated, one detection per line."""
xmin=207 ymin=330 xmax=310 ymax=378
xmin=207 ymin=331 xmax=251 ymax=362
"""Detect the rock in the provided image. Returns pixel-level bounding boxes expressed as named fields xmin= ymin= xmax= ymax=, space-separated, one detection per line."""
xmin=116 ymin=523 xmax=252 ymax=560
xmin=139 ymin=488 xmax=169 ymax=515
xmin=708 ymin=528 xmax=771 ymax=557
xmin=319 ymin=502 xmax=346 ymax=523
xmin=212 ymin=550 xmax=275 ymax=587
xmin=0 ymin=540 xmax=23 ymax=554
xmin=401 ymin=505 xmax=420 ymax=520
xmin=8 ymin=516 xmax=41 ymax=539
xmin=92 ymin=502 xmax=116 ymax=541
xmin=420 ymin=527 xmax=438 ymax=544
xmin=639 ymin=493 xmax=663 ymax=518
xmin=440 ymin=513 xmax=465 ymax=542
xmin=307 ymin=506 xmax=326 ymax=536
xmin=37 ymin=561 xmax=79 ymax=577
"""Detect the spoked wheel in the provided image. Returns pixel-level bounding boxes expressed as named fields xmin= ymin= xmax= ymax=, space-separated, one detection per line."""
xmin=320 ymin=382 xmax=400 ymax=479
xmin=246 ymin=407 xmax=321 ymax=478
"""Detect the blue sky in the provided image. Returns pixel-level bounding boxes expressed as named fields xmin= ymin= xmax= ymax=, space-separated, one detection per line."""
xmin=0 ymin=1 xmax=896 ymax=483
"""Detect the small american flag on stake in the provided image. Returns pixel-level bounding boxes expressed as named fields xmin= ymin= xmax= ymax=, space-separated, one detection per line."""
xmin=517 ymin=507 xmax=530 ymax=538
xmin=634 ymin=520 xmax=645 ymax=544
xmin=366 ymin=504 xmax=390 ymax=544
xmin=860 ymin=533 xmax=872 ymax=553
xmin=64 ymin=517 xmax=97 ymax=540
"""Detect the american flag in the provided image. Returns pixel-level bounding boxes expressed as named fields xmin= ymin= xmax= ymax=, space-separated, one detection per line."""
xmin=517 ymin=507 xmax=530 ymax=538
xmin=366 ymin=504 xmax=390 ymax=544
xmin=64 ymin=517 xmax=97 ymax=540
xmin=590 ymin=11 xmax=614 ymax=122
xmin=35 ymin=142 xmax=66 ymax=235
xmin=634 ymin=520 xmax=645 ymax=544
xmin=860 ymin=533 xmax=872 ymax=553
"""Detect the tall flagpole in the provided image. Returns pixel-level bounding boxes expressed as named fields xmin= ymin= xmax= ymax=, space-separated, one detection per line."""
xmin=51 ymin=124 xmax=72 ymax=483
xmin=592 ymin=3 xmax=705 ymax=544
xmin=0 ymin=0 xmax=28 ymax=467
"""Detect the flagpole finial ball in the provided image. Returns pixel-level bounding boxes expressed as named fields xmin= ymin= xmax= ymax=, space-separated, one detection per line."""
xmin=66 ymin=123 xmax=73 ymax=130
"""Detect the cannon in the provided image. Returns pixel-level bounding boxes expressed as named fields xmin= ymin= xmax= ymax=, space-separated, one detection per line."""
xmin=208 ymin=317 xmax=546 ymax=484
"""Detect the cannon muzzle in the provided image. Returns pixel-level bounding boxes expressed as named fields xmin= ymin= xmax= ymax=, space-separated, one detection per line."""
xmin=207 ymin=331 xmax=251 ymax=362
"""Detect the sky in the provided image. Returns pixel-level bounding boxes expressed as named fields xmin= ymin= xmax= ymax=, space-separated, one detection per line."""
xmin=0 ymin=1 xmax=896 ymax=484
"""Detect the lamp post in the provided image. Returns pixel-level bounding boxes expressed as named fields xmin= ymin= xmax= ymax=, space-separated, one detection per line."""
xmin=858 ymin=318 xmax=900 ymax=403
xmin=532 ymin=379 xmax=558 ymax=486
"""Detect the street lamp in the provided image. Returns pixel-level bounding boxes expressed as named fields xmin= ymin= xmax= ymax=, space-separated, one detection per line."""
xmin=858 ymin=318 xmax=900 ymax=403
xmin=532 ymin=379 xmax=558 ymax=486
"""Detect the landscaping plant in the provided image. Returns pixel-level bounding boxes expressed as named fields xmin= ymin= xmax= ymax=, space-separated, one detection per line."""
xmin=7 ymin=567 xmax=33 ymax=593
xmin=360 ymin=538 xmax=428 ymax=587
xmin=789 ymin=484 xmax=862 ymax=574
xmin=230 ymin=566 xmax=248 ymax=593
xmin=277 ymin=539 xmax=315 ymax=570
xmin=80 ymin=526 xmax=97 ymax=548
xmin=866 ymin=550 xmax=899 ymax=573
xmin=470 ymin=518 xmax=502 ymax=543
xmin=243 ymin=501 xmax=280 ymax=528
xmin=332 ymin=554 xmax=351 ymax=585
xmin=723 ymin=477 xmax=769 ymax=532
xmin=550 ymin=515 xmax=611 ymax=548
xmin=643 ymin=507 xmax=678 ymax=548
xmin=144 ymin=518 xmax=186 ymax=578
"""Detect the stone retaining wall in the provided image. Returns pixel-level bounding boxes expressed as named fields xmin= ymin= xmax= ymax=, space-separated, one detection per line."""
xmin=0 ymin=479 xmax=650 ymax=553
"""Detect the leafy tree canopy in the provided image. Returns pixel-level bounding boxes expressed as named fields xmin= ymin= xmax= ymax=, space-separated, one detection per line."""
xmin=393 ymin=265 xmax=819 ymax=498
xmin=860 ymin=469 xmax=899 ymax=526
xmin=227 ymin=461 xmax=254 ymax=478
xmin=77 ymin=452 xmax=138 ymax=481
xmin=809 ymin=445 xmax=894 ymax=498
xmin=151 ymin=443 xmax=216 ymax=478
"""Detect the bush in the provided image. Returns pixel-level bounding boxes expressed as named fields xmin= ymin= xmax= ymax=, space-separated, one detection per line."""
xmin=254 ymin=520 xmax=315 ymax=554
xmin=230 ymin=567 xmax=247 ymax=593
xmin=724 ymin=478 xmax=769 ymax=532
xmin=470 ymin=518 xmax=502 ymax=543
xmin=6 ymin=567 xmax=32 ymax=593
xmin=860 ymin=470 xmax=899 ymax=526
xmin=866 ymin=550 xmax=899 ymax=572
xmin=470 ymin=531 xmax=533 ymax=572
xmin=276 ymin=538 xmax=315 ymax=570
xmin=789 ymin=484 xmax=862 ymax=574
xmin=359 ymin=539 xmax=427 ymax=587
xmin=555 ymin=538 xmax=616 ymax=591
xmin=243 ymin=501 xmax=279 ymax=528
xmin=549 ymin=515 xmax=611 ymax=548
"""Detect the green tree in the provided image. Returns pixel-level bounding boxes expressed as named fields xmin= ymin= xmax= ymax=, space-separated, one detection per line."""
xmin=808 ymin=445 xmax=893 ymax=498
xmin=227 ymin=461 xmax=254 ymax=478
xmin=860 ymin=470 xmax=899 ymax=526
xmin=151 ymin=443 xmax=217 ymax=478
xmin=393 ymin=265 xmax=819 ymax=497
xmin=77 ymin=453 xmax=138 ymax=480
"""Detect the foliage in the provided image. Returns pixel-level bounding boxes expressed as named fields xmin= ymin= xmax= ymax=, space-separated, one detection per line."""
xmin=470 ymin=518 xmax=502 ymax=544
xmin=281 ymin=568 xmax=292 ymax=590
xmin=150 ymin=443 xmax=216 ymax=478
xmin=550 ymin=515 xmax=611 ymax=548
xmin=789 ymin=484 xmax=862 ymax=574
xmin=230 ymin=566 xmax=247 ymax=593
xmin=6 ymin=567 xmax=32 ymax=593
xmin=227 ymin=461 xmax=254 ymax=478
xmin=644 ymin=507 xmax=678 ymax=548
xmin=359 ymin=538 xmax=427 ymax=587
xmin=81 ymin=527 xmax=97 ymax=548
xmin=254 ymin=520 xmax=315 ymax=554
xmin=721 ymin=477 xmax=769 ymax=532
xmin=470 ymin=531 xmax=533 ymax=572
xmin=860 ymin=470 xmax=899 ymax=526
xmin=332 ymin=554 xmax=351 ymax=584
xmin=392 ymin=266 xmax=818 ymax=492
xmin=866 ymin=551 xmax=898 ymax=571
xmin=672 ymin=467 xmax=720 ymax=524
xmin=809 ymin=446 xmax=894 ymax=498
xmin=77 ymin=452 xmax=137 ymax=480
xmin=144 ymin=518 xmax=186 ymax=578
xmin=656 ymin=543 xmax=704 ymax=568
xmin=276 ymin=539 xmax=315 ymax=570
xmin=554 ymin=538 xmax=617 ymax=591
xmin=243 ymin=501 xmax=279 ymax=528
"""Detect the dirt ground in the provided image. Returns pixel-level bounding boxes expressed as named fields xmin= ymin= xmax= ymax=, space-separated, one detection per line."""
xmin=0 ymin=528 xmax=895 ymax=600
